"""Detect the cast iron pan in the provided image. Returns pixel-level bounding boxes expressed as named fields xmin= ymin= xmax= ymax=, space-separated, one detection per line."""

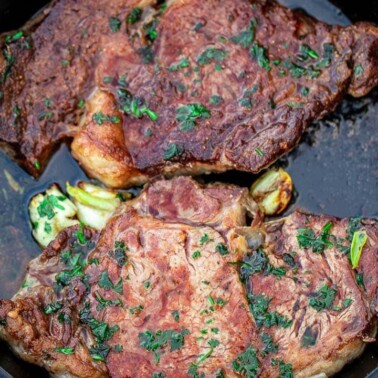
xmin=0 ymin=0 xmax=377 ymax=377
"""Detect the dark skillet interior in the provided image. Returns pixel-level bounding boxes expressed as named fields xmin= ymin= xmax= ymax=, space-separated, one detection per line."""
xmin=0 ymin=0 xmax=377 ymax=377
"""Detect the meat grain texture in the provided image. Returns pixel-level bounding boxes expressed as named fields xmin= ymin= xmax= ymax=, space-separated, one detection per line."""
xmin=0 ymin=0 xmax=377 ymax=187
xmin=0 ymin=177 xmax=377 ymax=377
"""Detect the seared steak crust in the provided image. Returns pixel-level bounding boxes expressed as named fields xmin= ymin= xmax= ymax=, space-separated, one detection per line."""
xmin=0 ymin=0 xmax=377 ymax=186
xmin=0 ymin=177 xmax=377 ymax=377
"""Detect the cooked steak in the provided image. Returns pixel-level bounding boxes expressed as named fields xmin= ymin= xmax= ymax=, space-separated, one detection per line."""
xmin=0 ymin=0 xmax=377 ymax=186
xmin=0 ymin=177 xmax=377 ymax=377
xmin=244 ymin=212 xmax=378 ymax=378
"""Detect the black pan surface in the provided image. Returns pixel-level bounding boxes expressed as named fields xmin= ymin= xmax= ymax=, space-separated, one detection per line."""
xmin=0 ymin=0 xmax=377 ymax=377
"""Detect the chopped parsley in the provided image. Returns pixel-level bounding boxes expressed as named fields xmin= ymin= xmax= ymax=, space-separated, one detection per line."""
xmin=126 ymin=8 xmax=142 ymax=24
xmin=137 ymin=46 xmax=155 ymax=64
xmin=261 ymin=332 xmax=278 ymax=356
xmin=34 ymin=160 xmax=41 ymax=170
xmin=55 ymin=347 xmax=75 ymax=355
xmin=139 ymin=329 xmax=190 ymax=363
xmin=58 ymin=313 xmax=72 ymax=324
xmin=271 ymin=358 xmax=293 ymax=378
xmin=112 ymin=241 xmax=128 ymax=267
xmin=250 ymin=43 xmax=270 ymax=71
xmin=95 ymin=291 xmax=122 ymax=311
xmin=254 ymin=148 xmax=264 ymax=157
xmin=163 ymin=143 xmax=184 ymax=160
xmin=248 ymin=293 xmax=292 ymax=328
xmin=232 ymin=344 xmax=260 ymax=377
xmin=240 ymin=249 xmax=286 ymax=282
xmin=230 ymin=20 xmax=256 ymax=48
xmin=44 ymin=301 xmax=63 ymax=315
xmin=356 ymin=272 xmax=365 ymax=289
xmin=109 ymin=17 xmax=122 ymax=32
xmin=308 ymin=284 xmax=336 ymax=312
xmin=37 ymin=195 xmax=66 ymax=220
xmin=215 ymin=243 xmax=229 ymax=256
xmin=79 ymin=302 xmax=119 ymax=344
xmin=153 ymin=373 xmax=166 ymax=378
xmin=129 ymin=305 xmax=144 ymax=315
xmin=144 ymin=20 xmax=158 ymax=42
xmin=316 ymin=43 xmax=334 ymax=68
xmin=89 ymin=343 xmax=111 ymax=361
xmin=297 ymin=221 xmax=333 ymax=253
xmin=172 ymin=310 xmax=180 ymax=322
xmin=192 ymin=250 xmax=201 ymax=259
xmin=299 ymin=44 xmax=319 ymax=60
xmin=197 ymin=48 xmax=227 ymax=66
xmin=92 ymin=111 xmax=120 ymax=125
xmin=354 ymin=64 xmax=364 ymax=76
xmin=168 ymin=57 xmax=190 ymax=71
xmin=199 ymin=234 xmax=212 ymax=246
xmin=117 ymin=88 xmax=157 ymax=121
xmin=209 ymin=95 xmax=223 ymax=105
xmin=176 ymin=103 xmax=210 ymax=131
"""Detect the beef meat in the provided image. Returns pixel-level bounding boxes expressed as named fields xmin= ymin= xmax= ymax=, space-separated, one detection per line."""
xmin=0 ymin=177 xmax=260 ymax=377
xmin=0 ymin=0 xmax=377 ymax=186
xmin=245 ymin=212 xmax=378 ymax=377
xmin=0 ymin=177 xmax=377 ymax=377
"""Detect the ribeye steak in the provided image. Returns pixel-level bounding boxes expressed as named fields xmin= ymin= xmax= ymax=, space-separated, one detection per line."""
xmin=0 ymin=0 xmax=377 ymax=186
xmin=0 ymin=177 xmax=377 ymax=377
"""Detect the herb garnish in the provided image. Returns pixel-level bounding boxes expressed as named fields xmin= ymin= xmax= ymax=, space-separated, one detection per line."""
xmin=308 ymin=284 xmax=336 ymax=312
xmin=168 ymin=57 xmax=190 ymax=71
xmin=137 ymin=46 xmax=155 ymax=64
xmin=197 ymin=48 xmax=227 ymax=66
xmin=117 ymin=88 xmax=157 ymax=121
xmin=55 ymin=347 xmax=75 ymax=355
xmin=316 ymin=43 xmax=334 ymax=68
xmin=58 ymin=313 xmax=72 ymax=324
xmin=95 ymin=291 xmax=122 ymax=311
xmin=127 ymin=8 xmax=142 ymax=24
xmin=172 ymin=310 xmax=180 ymax=322
xmin=250 ymin=43 xmax=270 ymax=71
xmin=232 ymin=344 xmax=260 ymax=377
xmin=109 ymin=17 xmax=122 ymax=32
xmin=210 ymin=95 xmax=223 ymax=105
xmin=248 ymin=293 xmax=292 ymax=328
xmin=89 ymin=343 xmax=111 ymax=361
xmin=261 ymin=332 xmax=278 ymax=356
xmin=199 ymin=234 xmax=212 ymax=246
xmin=163 ymin=143 xmax=184 ymax=160
xmin=297 ymin=221 xmax=333 ymax=253
xmin=112 ymin=241 xmax=128 ymax=267
xmin=354 ymin=65 xmax=364 ymax=76
xmin=139 ymin=329 xmax=190 ymax=363
xmin=92 ymin=111 xmax=120 ymax=125
xmin=230 ymin=20 xmax=256 ymax=48
xmin=299 ymin=45 xmax=319 ymax=60
xmin=44 ymin=301 xmax=63 ymax=315
xmin=215 ymin=243 xmax=229 ymax=256
xmin=80 ymin=302 xmax=119 ymax=345
xmin=192 ymin=250 xmax=201 ymax=259
xmin=271 ymin=358 xmax=293 ymax=378
xmin=37 ymin=195 xmax=66 ymax=220
xmin=240 ymin=249 xmax=286 ymax=282
xmin=176 ymin=103 xmax=210 ymax=131
xmin=129 ymin=305 xmax=144 ymax=315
